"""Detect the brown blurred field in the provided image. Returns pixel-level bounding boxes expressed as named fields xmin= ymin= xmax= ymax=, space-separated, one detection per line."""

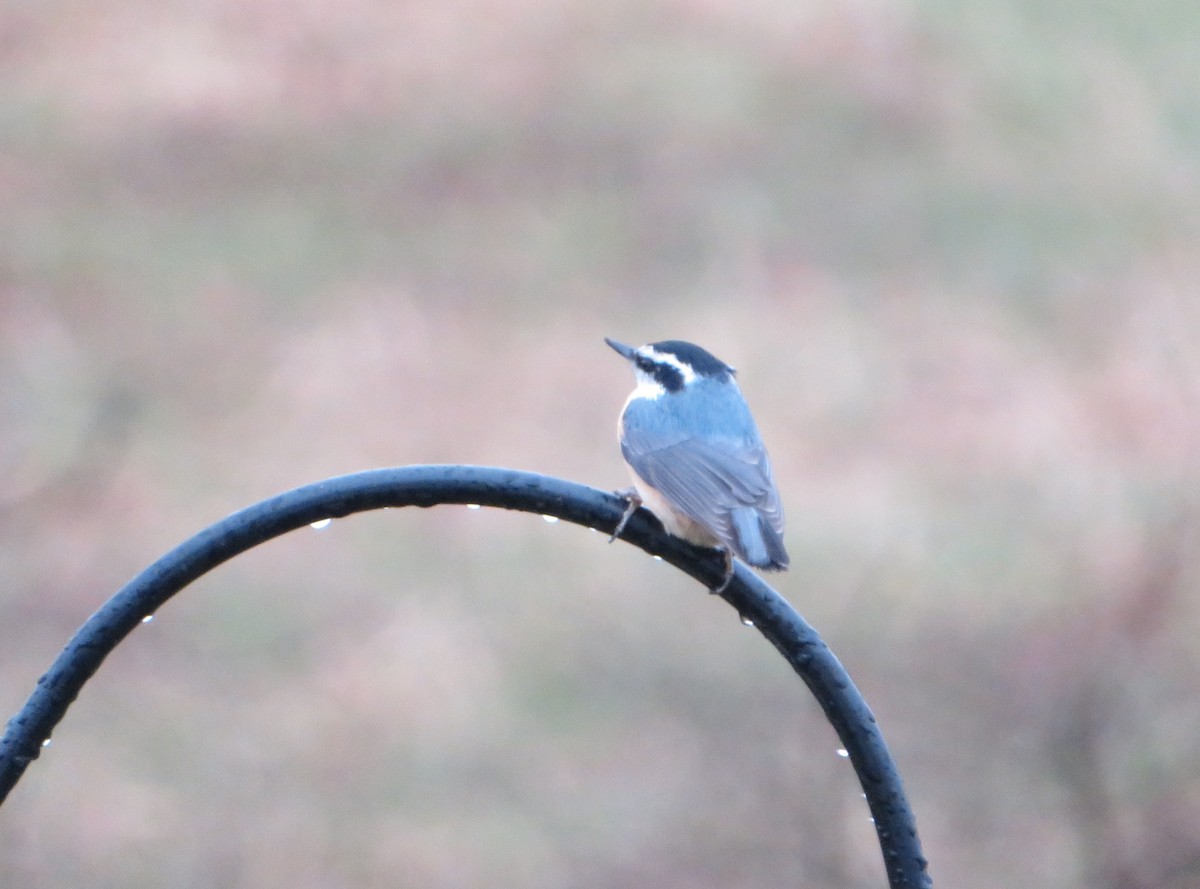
xmin=2 ymin=1 xmax=1199 ymax=887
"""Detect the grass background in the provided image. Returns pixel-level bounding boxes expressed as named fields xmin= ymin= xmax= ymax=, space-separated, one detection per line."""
xmin=2 ymin=1 xmax=1199 ymax=887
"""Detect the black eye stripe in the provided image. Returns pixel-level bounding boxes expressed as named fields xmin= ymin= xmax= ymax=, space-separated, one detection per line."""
xmin=632 ymin=354 xmax=685 ymax=392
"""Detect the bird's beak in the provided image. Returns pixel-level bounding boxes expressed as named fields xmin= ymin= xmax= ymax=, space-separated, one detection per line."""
xmin=604 ymin=337 xmax=637 ymax=361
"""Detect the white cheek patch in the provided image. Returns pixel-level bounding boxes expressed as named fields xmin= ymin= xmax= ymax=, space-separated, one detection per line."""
xmin=629 ymin=371 xmax=666 ymax=402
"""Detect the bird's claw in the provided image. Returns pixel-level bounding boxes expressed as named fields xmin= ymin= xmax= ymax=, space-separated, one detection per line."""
xmin=710 ymin=550 xmax=735 ymax=594
xmin=609 ymin=488 xmax=642 ymax=542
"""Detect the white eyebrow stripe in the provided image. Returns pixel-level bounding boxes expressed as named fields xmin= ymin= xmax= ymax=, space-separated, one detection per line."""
xmin=640 ymin=346 xmax=698 ymax=384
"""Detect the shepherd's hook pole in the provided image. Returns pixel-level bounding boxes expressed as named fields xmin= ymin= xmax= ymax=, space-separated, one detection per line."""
xmin=0 ymin=465 xmax=931 ymax=888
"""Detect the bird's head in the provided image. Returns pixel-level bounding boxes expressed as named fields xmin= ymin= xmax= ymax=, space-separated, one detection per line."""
xmin=605 ymin=338 xmax=735 ymax=398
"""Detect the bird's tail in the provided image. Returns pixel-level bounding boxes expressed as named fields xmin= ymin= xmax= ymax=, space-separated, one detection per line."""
xmin=730 ymin=507 xmax=789 ymax=571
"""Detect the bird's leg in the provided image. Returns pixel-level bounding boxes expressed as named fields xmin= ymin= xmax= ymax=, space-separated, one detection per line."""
xmin=608 ymin=488 xmax=642 ymax=542
xmin=710 ymin=549 xmax=736 ymax=594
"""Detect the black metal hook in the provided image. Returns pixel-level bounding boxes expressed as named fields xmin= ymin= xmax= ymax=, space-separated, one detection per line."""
xmin=0 ymin=465 xmax=930 ymax=888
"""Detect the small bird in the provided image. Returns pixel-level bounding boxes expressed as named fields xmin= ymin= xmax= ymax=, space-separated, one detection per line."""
xmin=606 ymin=337 xmax=788 ymax=589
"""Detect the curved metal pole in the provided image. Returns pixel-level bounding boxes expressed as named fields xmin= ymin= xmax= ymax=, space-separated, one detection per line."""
xmin=0 ymin=465 xmax=931 ymax=888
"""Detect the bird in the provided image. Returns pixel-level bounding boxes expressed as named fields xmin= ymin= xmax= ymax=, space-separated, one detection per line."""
xmin=605 ymin=337 xmax=788 ymax=590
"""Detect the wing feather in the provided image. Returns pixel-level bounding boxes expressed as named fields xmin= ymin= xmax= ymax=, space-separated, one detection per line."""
xmin=621 ymin=429 xmax=785 ymax=554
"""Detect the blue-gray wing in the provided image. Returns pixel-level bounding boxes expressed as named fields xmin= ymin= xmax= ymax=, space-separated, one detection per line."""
xmin=621 ymin=429 xmax=787 ymax=567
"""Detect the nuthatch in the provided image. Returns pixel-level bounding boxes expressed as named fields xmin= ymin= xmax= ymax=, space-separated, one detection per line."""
xmin=606 ymin=337 xmax=788 ymax=590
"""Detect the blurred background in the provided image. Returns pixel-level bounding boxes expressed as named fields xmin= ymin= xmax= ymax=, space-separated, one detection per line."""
xmin=1 ymin=1 xmax=1199 ymax=887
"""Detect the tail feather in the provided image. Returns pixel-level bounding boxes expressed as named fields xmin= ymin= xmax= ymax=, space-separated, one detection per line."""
xmin=730 ymin=508 xmax=789 ymax=571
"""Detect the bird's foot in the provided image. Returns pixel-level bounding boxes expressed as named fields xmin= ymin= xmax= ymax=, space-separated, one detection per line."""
xmin=710 ymin=549 xmax=735 ymax=594
xmin=609 ymin=488 xmax=643 ymax=542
